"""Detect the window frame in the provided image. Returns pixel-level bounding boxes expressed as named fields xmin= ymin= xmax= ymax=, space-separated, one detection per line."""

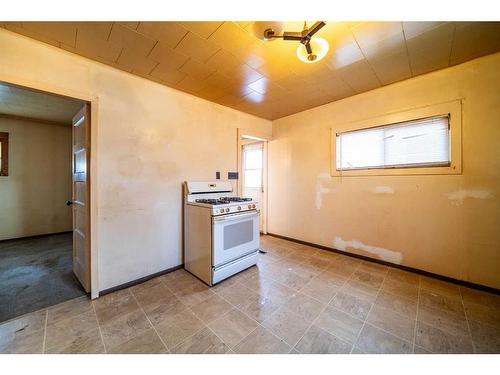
xmin=330 ymin=100 xmax=462 ymax=177
xmin=0 ymin=132 xmax=8 ymax=176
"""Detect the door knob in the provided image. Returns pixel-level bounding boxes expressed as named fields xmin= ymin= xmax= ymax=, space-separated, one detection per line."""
xmin=66 ymin=200 xmax=74 ymax=206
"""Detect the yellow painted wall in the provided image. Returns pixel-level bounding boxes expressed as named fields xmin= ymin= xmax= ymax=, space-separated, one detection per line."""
xmin=0 ymin=29 xmax=272 ymax=292
xmin=268 ymin=52 xmax=500 ymax=289
xmin=0 ymin=118 xmax=72 ymax=240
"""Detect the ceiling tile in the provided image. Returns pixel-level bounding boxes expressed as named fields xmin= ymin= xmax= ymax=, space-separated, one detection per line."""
xmin=327 ymin=42 xmax=365 ymax=69
xmin=216 ymin=94 xmax=245 ymax=107
xmin=327 ymin=82 xmax=357 ymax=101
xmin=231 ymin=64 xmax=264 ymax=86
xmin=117 ymin=48 xmax=158 ymax=75
xmin=74 ymin=22 xmax=121 ymax=62
xmin=247 ymin=77 xmax=268 ymax=94
xmin=246 ymin=81 xmax=288 ymax=102
xmin=403 ymin=22 xmax=447 ymax=39
xmin=233 ymin=41 xmax=268 ymax=70
xmin=109 ymin=23 xmax=156 ymax=56
xmin=241 ymin=90 xmax=266 ymax=104
xmin=150 ymin=63 xmax=186 ymax=84
xmin=337 ymin=59 xmax=381 ymax=93
xmin=178 ymin=58 xmax=216 ymax=80
xmin=409 ymin=50 xmax=450 ymax=76
xmin=175 ymin=31 xmax=221 ymax=62
xmin=359 ymin=32 xmax=406 ymax=59
xmin=234 ymin=21 xmax=253 ymax=30
xmin=208 ymin=22 xmax=256 ymax=55
xmin=21 ymin=22 xmax=77 ymax=47
xmin=205 ymin=49 xmax=245 ymax=76
xmin=370 ymin=50 xmax=412 ymax=85
xmin=176 ymin=75 xmax=207 ymax=93
xmin=406 ymin=23 xmax=455 ymax=75
xmin=450 ymin=22 xmax=500 ymax=65
xmin=406 ymin=23 xmax=455 ymax=54
xmin=5 ymin=21 xmax=500 ymax=120
xmin=148 ymin=41 xmax=189 ymax=68
xmin=136 ymin=22 xmax=188 ymax=49
xmin=197 ymin=84 xmax=231 ymax=100
xmin=176 ymin=21 xmax=223 ymax=39
xmin=256 ymin=61 xmax=294 ymax=81
xmin=274 ymin=73 xmax=309 ymax=91
xmin=117 ymin=22 xmax=140 ymax=30
xmin=293 ymin=62 xmax=336 ymax=85
xmin=203 ymin=71 xmax=236 ymax=90
xmin=2 ymin=22 xmax=61 ymax=48
xmin=351 ymin=22 xmax=403 ymax=46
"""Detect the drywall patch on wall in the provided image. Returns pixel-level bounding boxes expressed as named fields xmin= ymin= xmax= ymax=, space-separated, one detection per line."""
xmin=315 ymin=172 xmax=336 ymax=210
xmin=369 ymin=186 xmax=395 ymax=194
xmin=333 ymin=236 xmax=403 ymax=264
xmin=447 ymin=189 xmax=494 ymax=205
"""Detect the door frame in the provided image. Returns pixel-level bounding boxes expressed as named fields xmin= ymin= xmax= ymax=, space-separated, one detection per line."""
xmin=0 ymin=77 xmax=100 ymax=299
xmin=237 ymin=128 xmax=270 ymax=234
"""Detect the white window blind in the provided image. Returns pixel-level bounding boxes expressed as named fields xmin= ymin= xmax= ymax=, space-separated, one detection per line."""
xmin=336 ymin=115 xmax=451 ymax=171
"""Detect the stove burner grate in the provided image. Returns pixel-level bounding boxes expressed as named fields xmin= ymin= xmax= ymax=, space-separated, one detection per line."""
xmin=195 ymin=197 xmax=253 ymax=205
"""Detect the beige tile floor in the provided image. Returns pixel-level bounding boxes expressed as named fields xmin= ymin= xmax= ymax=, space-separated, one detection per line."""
xmin=1 ymin=235 xmax=499 ymax=354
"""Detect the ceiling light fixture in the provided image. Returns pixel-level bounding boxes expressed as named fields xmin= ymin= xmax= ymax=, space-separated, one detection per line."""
xmin=296 ymin=37 xmax=329 ymax=63
xmin=263 ymin=21 xmax=329 ymax=63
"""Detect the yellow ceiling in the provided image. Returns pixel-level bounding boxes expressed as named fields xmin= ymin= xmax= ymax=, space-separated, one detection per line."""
xmin=2 ymin=21 xmax=499 ymax=120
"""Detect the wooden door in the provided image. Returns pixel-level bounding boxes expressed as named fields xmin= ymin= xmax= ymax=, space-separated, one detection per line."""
xmin=72 ymin=104 xmax=91 ymax=292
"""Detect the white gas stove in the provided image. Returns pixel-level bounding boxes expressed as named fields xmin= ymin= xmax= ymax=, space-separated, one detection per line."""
xmin=183 ymin=181 xmax=260 ymax=286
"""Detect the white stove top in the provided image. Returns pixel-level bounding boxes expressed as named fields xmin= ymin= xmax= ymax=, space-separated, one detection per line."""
xmin=184 ymin=181 xmax=258 ymax=216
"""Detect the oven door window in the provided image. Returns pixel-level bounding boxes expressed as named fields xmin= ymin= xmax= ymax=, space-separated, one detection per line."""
xmin=224 ymin=220 xmax=253 ymax=250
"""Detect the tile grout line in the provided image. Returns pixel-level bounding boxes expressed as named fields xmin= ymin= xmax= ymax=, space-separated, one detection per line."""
xmin=91 ymin=301 xmax=107 ymax=354
xmin=266 ymin=239 xmax=430 ymax=349
xmin=208 ymin=265 xmax=310 ymax=352
xmin=216 ymin=279 xmax=296 ymax=352
xmin=459 ymin=286 xmax=476 ymax=353
xmin=412 ymin=276 xmax=422 ymax=353
xmin=349 ymin=264 xmax=387 ymax=353
xmin=161 ymin=278 xmax=239 ymax=353
xmin=129 ymin=289 xmax=171 ymax=353
xmin=227 ymin=239 xmax=493 ymax=353
xmin=41 ymin=309 xmax=48 ymax=354
xmin=153 ymin=280 xmax=210 ymax=352
xmin=260 ymin=241 xmax=396 ymax=352
xmin=288 ymin=262 xmax=362 ymax=352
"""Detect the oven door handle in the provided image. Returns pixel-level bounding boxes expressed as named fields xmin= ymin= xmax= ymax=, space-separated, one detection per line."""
xmin=213 ymin=210 xmax=259 ymax=223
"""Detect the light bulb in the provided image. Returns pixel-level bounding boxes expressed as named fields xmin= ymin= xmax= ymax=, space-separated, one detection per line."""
xmin=296 ymin=37 xmax=329 ymax=63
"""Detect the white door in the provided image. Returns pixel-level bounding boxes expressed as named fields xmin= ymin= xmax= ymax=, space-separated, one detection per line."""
xmin=242 ymin=142 xmax=265 ymax=232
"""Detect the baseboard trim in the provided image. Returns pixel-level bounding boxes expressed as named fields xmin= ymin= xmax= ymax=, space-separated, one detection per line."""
xmin=0 ymin=231 xmax=73 ymax=243
xmin=99 ymin=264 xmax=184 ymax=296
xmin=266 ymin=232 xmax=500 ymax=295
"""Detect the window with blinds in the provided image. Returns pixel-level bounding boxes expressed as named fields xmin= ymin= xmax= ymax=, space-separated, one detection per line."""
xmin=336 ymin=115 xmax=451 ymax=171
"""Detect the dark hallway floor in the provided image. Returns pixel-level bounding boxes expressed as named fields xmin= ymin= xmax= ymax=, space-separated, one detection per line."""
xmin=0 ymin=232 xmax=86 ymax=323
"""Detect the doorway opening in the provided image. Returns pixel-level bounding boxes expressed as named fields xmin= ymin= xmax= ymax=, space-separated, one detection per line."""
xmin=0 ymin=81 xmax=91 ymax=323
xmin=238 ymin=131 xmax=269 ymax=234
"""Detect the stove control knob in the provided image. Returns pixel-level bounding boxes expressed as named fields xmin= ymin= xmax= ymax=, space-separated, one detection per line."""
xmin=252 ymin=204 xmax=256 ymax=209
xmin=248 ymin=205 xmax=252 ymax=209
xmin=225 ymin=208 xmax=230 ymax=212
xmin=219 ymin=209 xmax=224 ymax=213
xmin=237 ymin=206 xmax=241 ymax=210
